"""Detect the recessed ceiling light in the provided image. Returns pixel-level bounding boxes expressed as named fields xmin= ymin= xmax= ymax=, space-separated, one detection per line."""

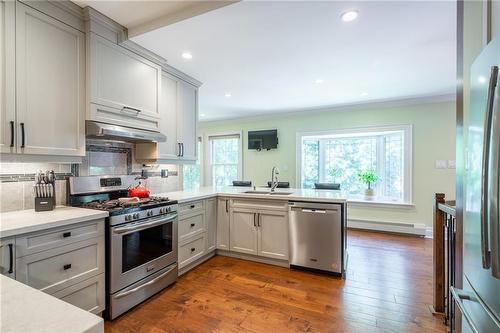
xmin=360 ymin=92 xmax=369 ymax=97
xmin=200 ymin=113 xmax=206 ymax=117
xmin=341 ymin=10 xmax=359 ymax=22
xmin=182 ymin=52 xmax=193 ymax=60
xmin=315 ymin=79 xmax=324 ymax=84
xmin=478 ymin=76 xmax=487 ymax=84
xmin=224 ymin=93 xmax=232 ymax=98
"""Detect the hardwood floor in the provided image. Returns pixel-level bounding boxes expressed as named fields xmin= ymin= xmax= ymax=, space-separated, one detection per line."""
xmin=105 ymin=230 xmax=447 ymax=333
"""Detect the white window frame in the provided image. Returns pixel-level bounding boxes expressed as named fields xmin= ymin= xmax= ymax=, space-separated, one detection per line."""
xmin=204 ymin=131 xmax=243 ymax=186
xmin=181 ymin=137 xmax=203 ymax=190
xmin=296 ymin=125 xmax=413 ymax=204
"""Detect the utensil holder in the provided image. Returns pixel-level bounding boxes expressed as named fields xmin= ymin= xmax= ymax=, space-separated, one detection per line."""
xmin=35 ymin=197 xmax=55 ymax=212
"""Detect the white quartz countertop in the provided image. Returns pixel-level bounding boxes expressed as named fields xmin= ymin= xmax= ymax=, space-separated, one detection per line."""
xmin=157 ymin=186 xmax=347 ymax=204
xmin=0 ymin=206 xmax=108 ymax=238
xmin=0 ymin=275 xmax=103 ymax=333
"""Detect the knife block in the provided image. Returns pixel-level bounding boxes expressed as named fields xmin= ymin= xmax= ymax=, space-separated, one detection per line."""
xmin=35 ymin=197 xmax=55 ymax=211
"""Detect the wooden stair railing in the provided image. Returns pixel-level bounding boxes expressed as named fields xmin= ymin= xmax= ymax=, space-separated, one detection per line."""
xmin=433 ymin=193 xmax=457 ymax=329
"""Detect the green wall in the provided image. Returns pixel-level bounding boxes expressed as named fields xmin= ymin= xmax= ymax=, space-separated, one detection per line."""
xmin=199 ymin=100 xmax=456 ymax=229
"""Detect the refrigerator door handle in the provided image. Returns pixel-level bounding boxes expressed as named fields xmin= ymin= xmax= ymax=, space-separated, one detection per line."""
xmin=489 ymin=71 xmax=500 ymax=278
xmin=450 ymin=287 xmax=480 ymax=333
xmin=481 ymin=66 xmax=498 ymax=269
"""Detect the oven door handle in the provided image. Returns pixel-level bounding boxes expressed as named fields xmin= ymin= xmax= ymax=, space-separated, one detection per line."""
xmin=113 ymin=214 xmax=177 ymax=235
xmin=113 ymin=264 xmax=177 ymax=299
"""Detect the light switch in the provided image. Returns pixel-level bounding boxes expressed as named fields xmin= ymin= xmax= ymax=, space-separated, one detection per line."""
xmin=447 ymin=160 xmax=456 ymax=169
xmin=435 ymin=160 xmax=447 ymax=169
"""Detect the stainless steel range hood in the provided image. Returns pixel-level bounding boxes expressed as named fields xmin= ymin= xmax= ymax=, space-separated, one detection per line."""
xmin=86 ymin=121 xmax=166 ymax=143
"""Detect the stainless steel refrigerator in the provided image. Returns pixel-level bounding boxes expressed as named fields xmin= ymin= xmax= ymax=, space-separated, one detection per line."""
xmin=453 ymin=38 xmax=500 ymax=333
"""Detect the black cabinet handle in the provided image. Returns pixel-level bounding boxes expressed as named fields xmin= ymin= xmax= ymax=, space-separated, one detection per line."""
xmin=63 ymin=264 xmax=72 ymax=270
xmin=181 ymin=143 xmax=184 ymax=157
xmin=8 ymin=244 xmax=13 ymax=274
xmin=190 ymin=204 xmax=195 ymax=209
xmin=190 ymin=223 xmax=195 ymax=227
xmin=225 ymin=200 xmax=229 ymax=213
xmin=9 ymin=121 xmax=14 ymax=147
xmin=20 ymin=123 xmax=25 ymax=148
xmin=191 ymin=248 xmax=195 ymax=252
xmin=62 ymin=232 xmax=71 ymax=238
xmin=177 ymin=143 xmax=182 ymax=157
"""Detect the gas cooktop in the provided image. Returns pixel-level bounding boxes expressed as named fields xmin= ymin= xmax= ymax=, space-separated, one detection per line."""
xmin=81 ymin=196 xmax=177 ymax=216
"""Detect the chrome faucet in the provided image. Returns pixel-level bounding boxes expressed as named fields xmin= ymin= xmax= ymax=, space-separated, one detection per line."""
xmin=271 ymin=166 xmax=280 ymax=192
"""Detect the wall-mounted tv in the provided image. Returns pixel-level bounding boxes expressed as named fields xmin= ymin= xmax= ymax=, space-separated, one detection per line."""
xmin=248 ymin=129 xmax=278 ymax=151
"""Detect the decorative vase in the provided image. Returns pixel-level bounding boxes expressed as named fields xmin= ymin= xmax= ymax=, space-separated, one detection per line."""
xmin=364 ymin=188 xmax=375 ymax=200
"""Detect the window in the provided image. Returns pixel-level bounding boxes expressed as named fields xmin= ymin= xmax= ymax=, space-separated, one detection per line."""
xmin=298 ymin=125 xmax=412 ymax=202
xmin=182 ymin=140 xmax=202 ymax=190
xmin=206 ymin=133 xmax=242 ymax=186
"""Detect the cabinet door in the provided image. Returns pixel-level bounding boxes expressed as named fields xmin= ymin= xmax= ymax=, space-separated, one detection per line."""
xmin=177 ymin=80 xmax=198 ymax=161
xmin=157 ymin=72 xmax=179 ymax=159
xmin=89 ymin=34 xmax=161 ymax=131
xmin=216 ymin=198 xmax=230 ymax=250
xmin=205 ymin=198 xmax=217 ymax=252
xmin=0 ymin=237 xmax=15 ymax=278
xmin=230 ymin=208 xmax=258 ymax=255
xmin=258 ymin=210 xmax=289 ymax=260
xmin=0 ymin=0 xmax=15 ymax=154
xmin=15 ymin=2 xmax=85 ymax=156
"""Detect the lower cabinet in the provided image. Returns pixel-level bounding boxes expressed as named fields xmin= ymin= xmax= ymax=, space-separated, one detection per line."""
xmin=230 ymin=206 xmax=289 ymax=260
xmin=52 ymin=273 xmax=105 ymax=314
xmin=216 ymin=197 xmax=230 ymax=250
xmin=178 ymin=234 xmax=206 ymax=269
xmin=205 ymin=198 xmax=217 ymax=252
xmin=1 ymin=219 xmax=106 ymax=314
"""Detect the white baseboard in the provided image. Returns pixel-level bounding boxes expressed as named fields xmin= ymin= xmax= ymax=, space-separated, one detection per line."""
xmin=348 ymin=218 xmax=428 ymax=237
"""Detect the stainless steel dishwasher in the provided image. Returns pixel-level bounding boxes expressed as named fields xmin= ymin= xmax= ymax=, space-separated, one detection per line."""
xmin=289 ymin=201 xmax=346 ymax=276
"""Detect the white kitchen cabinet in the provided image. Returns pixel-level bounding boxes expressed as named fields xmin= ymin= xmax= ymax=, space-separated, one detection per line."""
xmin=135 ymin=70 xmax=199 ymax=163
xmin=0 ymin=0 xmax=15 ymax=154
xmin=89 ymin=33 xmax=161 ymax=131
xmin=52 ymin=273 xmax=105 ymax=314
xmin=216 ymin=198 xmax=230 ymax=250
xmin=0 ymin=237 xmax=15 ymax=278
xmin=205 ymin=198 xmax=217 ymax=252
xmin=177 ymin=80 xmax=198 ymax=161
xmin=257 ymin=210 xmax=289 ymax=260
xmin=230 ymin=208 xmax=258 ymax=255
xmin=14 ymin=2 xmax=85 ymax=156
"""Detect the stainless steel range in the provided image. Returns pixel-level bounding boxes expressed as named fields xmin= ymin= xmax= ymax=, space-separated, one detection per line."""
xmin=68 ymin=175 xmax=178 ymax=320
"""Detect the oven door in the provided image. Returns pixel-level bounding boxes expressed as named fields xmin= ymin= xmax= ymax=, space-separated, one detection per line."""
xmin=110 ymin=212 xmax=178 ymax=293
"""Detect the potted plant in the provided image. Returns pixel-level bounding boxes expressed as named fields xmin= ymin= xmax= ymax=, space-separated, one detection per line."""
xmin=328 ymin=167 xmax=342 ymax=183
xmin=357 ymin=169 xmax=379 ymax=200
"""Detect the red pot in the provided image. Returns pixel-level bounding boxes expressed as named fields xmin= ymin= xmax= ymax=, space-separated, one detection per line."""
xmin=128 ymin=184 xmax=150 ymax=198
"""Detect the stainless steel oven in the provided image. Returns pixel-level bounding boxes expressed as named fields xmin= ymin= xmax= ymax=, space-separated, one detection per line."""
xmin=110 ymin=211 xmax=178 ymax=293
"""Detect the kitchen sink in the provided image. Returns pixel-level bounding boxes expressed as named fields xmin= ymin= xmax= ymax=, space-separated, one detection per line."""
xmin=243 ymin=190 xmax=293 ymax=195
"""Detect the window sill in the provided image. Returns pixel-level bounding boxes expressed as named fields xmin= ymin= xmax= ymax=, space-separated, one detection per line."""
xmin=347 ymin=198 xmax=415 ymax=209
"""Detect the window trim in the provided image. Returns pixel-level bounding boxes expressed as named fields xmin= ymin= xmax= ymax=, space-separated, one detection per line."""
xmin=181 ymin=137 xmax=203 ymax=190
xmin=204 ymin=131 xmax=243 ymax=186
xmin=296 ymin=125 xmax=413 ymax=204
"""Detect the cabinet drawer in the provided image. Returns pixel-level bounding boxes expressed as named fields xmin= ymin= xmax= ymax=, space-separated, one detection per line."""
xmin=179 ymin=235 xmax=205 ymax=269
xmin=179 ymin=212 xmax=204 ymax=242
xmin=52 ymin=273 xmax=105 ymax=314
xmin=16 ymin=220 xmax=105 ymax=257
xmin=232 ymin=198 xmax=288 ymax=211
xmin=179 ymin=200 xmax=204 ymax=214
xmin=16 ymin=236 xmax=105 ymax=295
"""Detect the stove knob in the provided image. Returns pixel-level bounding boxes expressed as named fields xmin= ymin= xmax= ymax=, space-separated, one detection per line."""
xmin=159 ymin=208 xmax=165 ymax=214
xmin=147 ymin=210 xmax=153 ymax=217
xmin=133 ymin=213 xmax=139 ymax=219
xmin=125 ymin=215 xmax=131 ymax=221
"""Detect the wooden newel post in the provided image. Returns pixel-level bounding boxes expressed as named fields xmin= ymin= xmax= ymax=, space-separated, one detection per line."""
xmin=433 ymin=193 xmax=446 ymax=314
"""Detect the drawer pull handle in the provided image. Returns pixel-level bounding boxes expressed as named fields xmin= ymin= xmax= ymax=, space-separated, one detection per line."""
xmin=63 ymin=264 xmax=72 ymax=270
xmin=190 ymin=223 xmax=195 ymax=228
xmin=190 ymin=204 xmax=195 ymax=209
xmin=191 ymin=248 xmax=196 ymax=252
xmin=62 ymin=232 xmax=71 ymax=238
xmin=8 ymin=244 xmax=13 ymax=274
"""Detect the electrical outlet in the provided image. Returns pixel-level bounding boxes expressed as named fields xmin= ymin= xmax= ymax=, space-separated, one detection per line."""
xmin=161 ymin=169 xmax=168 ymax=178
xmin=447 ymin=160 xmax=456 ymax=169
xmin=435 ymin=160 xmax=447 ymax=169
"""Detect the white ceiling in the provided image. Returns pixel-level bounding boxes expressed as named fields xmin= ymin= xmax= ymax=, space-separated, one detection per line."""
xmin=74 ymin=0 xmax=236 ymax=36
xmin=131 ymin=1 xmax=457 ymax=122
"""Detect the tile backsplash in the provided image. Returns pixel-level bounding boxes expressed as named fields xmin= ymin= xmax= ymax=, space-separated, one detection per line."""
xmin=0 ymin=160 xmax=181 ymax=213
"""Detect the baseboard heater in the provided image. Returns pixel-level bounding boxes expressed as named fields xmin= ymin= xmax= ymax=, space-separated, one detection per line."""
xmin=348 ymin=218 xmax=428 ymax=237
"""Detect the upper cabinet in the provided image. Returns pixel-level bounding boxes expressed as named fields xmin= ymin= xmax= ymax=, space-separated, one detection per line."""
xmin=88 ymin=33 xmax=161 ymax=132
xmin=136 ymin=68 xmax=201 ymax=163
xmin=0 ymin=1 xmax=86 ymax=157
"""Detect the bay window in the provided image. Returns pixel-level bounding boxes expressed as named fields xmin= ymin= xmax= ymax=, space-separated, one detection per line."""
xmin=298 ymin=125 xmax=412 ymax=203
